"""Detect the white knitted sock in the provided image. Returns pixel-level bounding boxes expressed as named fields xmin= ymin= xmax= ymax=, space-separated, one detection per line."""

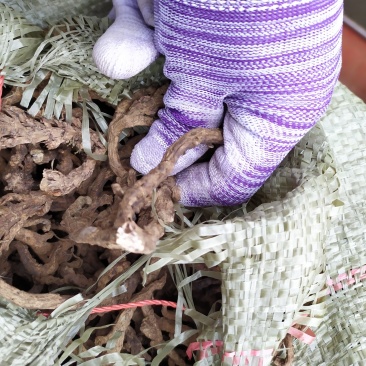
xmin=92 ymin=0 xmax=158 ymax=79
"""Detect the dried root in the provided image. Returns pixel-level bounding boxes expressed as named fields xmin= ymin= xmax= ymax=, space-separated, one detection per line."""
xmin=1 ymin=84 xmax=205 ymax=295
xmin=68 ymin=84 xmax=223 ymax=254
xmin=0 ymin=276 xmax=69 ymax=309
xmin=73 ymin=128 xmax=223 ymax=254
xmin=0 ymin=83 xmax=222 ymax=364
xmin=108 ymin=84 xmax=168 ymax=179
xmin=114 ymin=128 xmax=223 ymax=253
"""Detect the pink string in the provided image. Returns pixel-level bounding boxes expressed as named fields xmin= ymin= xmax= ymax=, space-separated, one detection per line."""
xmin=90 ymin=299 xmax=183 ymax=314
xmin=38 ymin=299 xmax=182 ymax=317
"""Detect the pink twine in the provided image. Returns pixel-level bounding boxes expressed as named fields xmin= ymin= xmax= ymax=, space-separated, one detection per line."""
xmin=186 ymin=329 xmax=313 ymax=365
xmin=90 ymin=299 xmax=183 ymax=314
xmin=38 ymin=299 xmax=182 ymax=317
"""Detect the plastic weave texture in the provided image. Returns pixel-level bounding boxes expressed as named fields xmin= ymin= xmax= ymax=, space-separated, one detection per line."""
xmin=0 ymin=1 xmax=365 ymax=365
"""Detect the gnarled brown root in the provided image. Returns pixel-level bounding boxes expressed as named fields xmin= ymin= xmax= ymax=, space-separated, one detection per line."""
xmin=107 ymin=84 xmax=168 ymax=179
xmin=0 ymin=192 xmax=53 ymax=254
xmin=15 ymin=83 xmax=222 ymax=257
xmin=0 ymin=277 xmax=69 ymax=309
xmin=3 ymin=145 xmax=36 ymax=193
xmin=113 ymin=128 xmax=223 ymax=254
xmin=0 ymin=106 xmax=78 ymax=150
xmin=73 ymin=128 xmax=222 ymax=254
xmin=40 ymin=159 xmax=97 ymax=196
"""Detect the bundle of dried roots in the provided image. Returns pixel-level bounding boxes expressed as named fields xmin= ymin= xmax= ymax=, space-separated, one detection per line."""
xmin=0 ymin=83 xmax=224 ymax=363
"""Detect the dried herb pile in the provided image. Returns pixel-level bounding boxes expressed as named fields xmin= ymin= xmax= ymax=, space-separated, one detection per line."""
xmin=0 ymin=82 xmax=223 ymax=365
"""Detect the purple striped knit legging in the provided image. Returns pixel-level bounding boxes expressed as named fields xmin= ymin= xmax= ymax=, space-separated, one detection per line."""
xmin=130 ymin=0 xmax=343 ymax=206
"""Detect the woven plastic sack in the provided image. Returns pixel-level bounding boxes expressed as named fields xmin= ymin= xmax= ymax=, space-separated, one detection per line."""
xmin=1 ymin=1 xmax=366 ymax=365
xmin=291 ymin=85 xmax=366 ymax=366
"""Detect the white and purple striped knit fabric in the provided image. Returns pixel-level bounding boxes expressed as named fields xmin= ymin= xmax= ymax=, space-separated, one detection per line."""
xmin=128 ymin=0 xmax=343 ymax=207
